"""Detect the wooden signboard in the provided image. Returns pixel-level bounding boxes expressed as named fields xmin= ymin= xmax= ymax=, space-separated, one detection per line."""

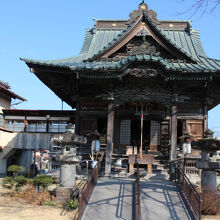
xmin=129 ymin=154 xmax=154 ymax=174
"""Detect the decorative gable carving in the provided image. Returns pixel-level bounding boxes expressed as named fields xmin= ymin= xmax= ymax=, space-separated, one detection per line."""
xmin=136 ymin=26 xmax=150 ymax=36
xmin=129 ymin=68 xmax=158 ymax=78
xmin=128 ymin=40 xmax=160 ymax=56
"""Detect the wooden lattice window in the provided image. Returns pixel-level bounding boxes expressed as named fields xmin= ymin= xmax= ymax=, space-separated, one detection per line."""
xmin=150 ymin=121 xmax=160 ymax=145
xmin=120 ymin=120 xmax=131 ymax=145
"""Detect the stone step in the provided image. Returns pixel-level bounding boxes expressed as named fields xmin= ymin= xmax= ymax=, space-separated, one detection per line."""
xmin=148 ymin=151 xmax=162 ymax=156
xmin=152 ymin=169 xmax=169 ymax=175
xmin=143 ymin=173 xmax=170 ymax=180
xmin=152 ymin=159 xmax=169 ymax=165
xmin=112 ymin=154 xmax=129 ymax=159
xmin=110 ymin=172 xmax=129 ymax=178
xmin=152 ymin=164 xmax=169 ymax=170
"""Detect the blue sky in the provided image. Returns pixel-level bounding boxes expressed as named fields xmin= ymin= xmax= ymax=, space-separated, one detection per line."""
xmin=0 ymin=0 xmax=220 ymax=130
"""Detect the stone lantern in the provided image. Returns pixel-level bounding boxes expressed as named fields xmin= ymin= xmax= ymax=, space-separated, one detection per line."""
xmin=191 ymin=130 xmax=220 ymax=192
xmin=51 ymin=123 xmax=87 ymax=202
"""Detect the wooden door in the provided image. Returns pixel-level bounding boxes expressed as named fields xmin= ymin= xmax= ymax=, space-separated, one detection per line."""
xmin=186 ymin=120 xmax=203 ymax=139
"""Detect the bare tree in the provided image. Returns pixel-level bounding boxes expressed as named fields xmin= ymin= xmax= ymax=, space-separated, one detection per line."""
xmin=180 ymin=0 xmax=220 ymax=16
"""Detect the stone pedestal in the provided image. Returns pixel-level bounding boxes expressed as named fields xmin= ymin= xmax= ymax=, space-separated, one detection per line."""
xmin=56 ymin=187 xmax=74 ymax=203
xmin=201 ymin=170 xmax=216 ymax=191
xmin=196 ymin=155 xmax=220 ymax=192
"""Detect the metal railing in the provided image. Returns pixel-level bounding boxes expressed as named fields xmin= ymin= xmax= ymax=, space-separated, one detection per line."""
xmin=170 ymin=159 xmax=202 ymax=220
xmin=77 ymin=162 xmax=101 ymax=220
xmin=135 ymin=164 xmax=141 ymax=220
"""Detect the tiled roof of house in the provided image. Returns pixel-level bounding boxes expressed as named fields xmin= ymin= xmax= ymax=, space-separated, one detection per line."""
xmin=0 ymin=81 xmax=26 ymax=101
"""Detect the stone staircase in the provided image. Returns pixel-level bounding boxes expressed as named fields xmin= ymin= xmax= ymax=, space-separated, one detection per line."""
xmin=151 ymin=153 xmax=169 ymax=175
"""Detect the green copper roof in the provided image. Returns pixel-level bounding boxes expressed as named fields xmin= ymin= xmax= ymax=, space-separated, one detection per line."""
xmin=21 ymin=53 xmax=220 ymax=74
xmin=21 ymin=9 xmax=220 ymax=74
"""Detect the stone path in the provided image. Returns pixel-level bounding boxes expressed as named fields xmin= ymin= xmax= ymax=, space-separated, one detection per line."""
xmin=82 ymin=176 xmax=194 ymax=220
xmin=141 ymin=179 xmax=192 ymax=220
xmin=82 ymin=177 xmax=134 ymax=220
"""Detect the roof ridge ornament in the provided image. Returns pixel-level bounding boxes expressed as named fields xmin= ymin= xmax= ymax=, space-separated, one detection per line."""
xmin=128 ymin=2 xmax=158 ymax=25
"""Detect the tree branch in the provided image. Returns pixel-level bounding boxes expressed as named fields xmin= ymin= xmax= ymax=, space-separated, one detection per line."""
xmin=179 ymin=0 xmax=220 ymax=16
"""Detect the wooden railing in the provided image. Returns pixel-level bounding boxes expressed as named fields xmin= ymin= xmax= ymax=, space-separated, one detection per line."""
xmin=170 ymin=159 xmax=202 ymax=220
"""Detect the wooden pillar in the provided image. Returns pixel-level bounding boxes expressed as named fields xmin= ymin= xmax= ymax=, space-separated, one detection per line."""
xmin=114 ymin=115 xmax=120 ymax=154
xmin=75 ymin=73 xmax=80 ymax=135
xmin=170 ymin=105 xmax=177 ymax=161
xmin=46 ymin=117 xmax=49 ymax=133
xmin=3 ymin=115 xmax=5 ymax=128
xmin=147 ymin=164 xmax=152 ymax=174
xmin=129 ymin=163 xmax=134 ymax=173
xmin=24 ymin=119 xmax=27 ymax=132
xmin=75 ymin=102 xmax=80 ymax=135
xmin=105 ymin=103 xmax=115 ymax=175
xmin=203 ymin=104 xmax=208 ymax=133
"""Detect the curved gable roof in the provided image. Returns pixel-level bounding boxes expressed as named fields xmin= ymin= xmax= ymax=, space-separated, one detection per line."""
xmin=21 ymin=3 xmax=220 ymax=74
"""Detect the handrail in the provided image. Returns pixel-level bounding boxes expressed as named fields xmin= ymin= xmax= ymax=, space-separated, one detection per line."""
xmin=135 ymin=163 xmax=141 ymax=220
xmin=169 ymin=157 xmax=200 ymax=180
xmin=177 ymin=165 xmax=201 ymax=203
xmin=77 ymin=162 xmax=101 ymax=220
xmin=171 ymin=160 xmax=202 ymax=220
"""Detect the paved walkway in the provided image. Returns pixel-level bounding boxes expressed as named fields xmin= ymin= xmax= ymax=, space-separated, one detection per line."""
xmin=141 ymin=179 xmax=192 ymax=220
xmin=82 ymin=177 xmax=193 ymax=220
xmin=82 ymin=177 xmax=134 ymax=220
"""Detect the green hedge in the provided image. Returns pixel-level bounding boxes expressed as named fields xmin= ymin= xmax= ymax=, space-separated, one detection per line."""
xmin=33 ymin=175 xmax=54 ymax=189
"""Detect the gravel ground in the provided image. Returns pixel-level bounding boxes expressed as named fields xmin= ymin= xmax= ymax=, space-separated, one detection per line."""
xmin=202 ymin=216 xmax=220 ymax=220
xmin=0 ymin=196 xmax=75 ymax=220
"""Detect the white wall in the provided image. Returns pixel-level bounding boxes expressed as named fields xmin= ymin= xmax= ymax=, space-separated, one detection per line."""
xmin=0 ymin=96 xmax=10 ymax=113
xmin=0 ymin=131 xmax=51 ymax=151
xmin=0 ymin=131 xmax=52 ymax=175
